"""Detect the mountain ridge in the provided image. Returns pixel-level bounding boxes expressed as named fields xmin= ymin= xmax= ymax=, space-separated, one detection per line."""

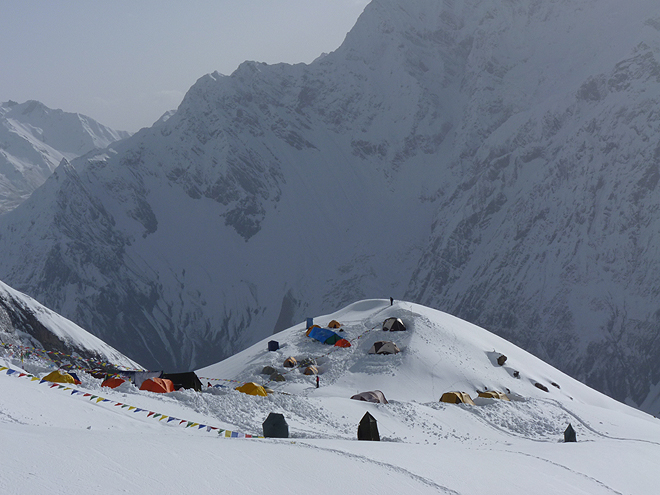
xmin=1 ymin=0 xmax=660 ymax=413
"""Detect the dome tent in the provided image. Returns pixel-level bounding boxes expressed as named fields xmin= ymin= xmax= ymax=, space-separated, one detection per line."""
xmin=350 ymin=390 xmax=388 ymax=404
xmin=235 ymin=382 xmax=268 ymax=396
xmin=382 ymin=317 xmax=406 ymax=331
xmin=140 ymin=377 xmax=175 ymax=393
xmin=368 ymin=341 xmax=400 ymax=355
xmin=42 ymin=370 xmax=76 ymax=384
xmin=477 ymin=390 xmax=510 ymax=401
xmin=440 ymin=391 xmax=476 ymax=405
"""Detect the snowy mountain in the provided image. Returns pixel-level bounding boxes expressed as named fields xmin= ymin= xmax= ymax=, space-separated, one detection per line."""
xmin=0 ymin=100 xmax=130 ymax=212
xmin=2 ymin=300 xmax=659 ymax=494
xmin=1 ymin=0 xmax=660 ymax=414
xmin=0 ymin=278 xmax=142 ymax=371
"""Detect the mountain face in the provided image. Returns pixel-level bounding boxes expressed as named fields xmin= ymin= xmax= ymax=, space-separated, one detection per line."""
xmin=0 ymin=100 xmax=130 ymax=212
xmin=0 ymin=278 xmax=141 ymax=371
xmin=1 ymin=0 xmax=660 ymax=411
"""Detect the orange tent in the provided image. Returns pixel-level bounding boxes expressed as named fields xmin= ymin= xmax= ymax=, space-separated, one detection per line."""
xmin=328 ymin=320 xmax=342 ymax=329
xmin=139 ymin=377 xmax=175 ymax=393
xmin=334 ymin=338 xmax=351 ymax=348
xmin=102 ymin=377 xmax=126 ymax=389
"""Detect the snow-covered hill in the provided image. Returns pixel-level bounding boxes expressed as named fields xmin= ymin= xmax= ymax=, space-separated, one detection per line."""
xmin=0 ymin=100 xmax=130 ymax=212
xmin=1 ymin=300 xmax=659 ymax=494
xmin=0 ymin=0 xmax=660 ymax=414
xmin=0 ymin=278 xmax=141 ymax=371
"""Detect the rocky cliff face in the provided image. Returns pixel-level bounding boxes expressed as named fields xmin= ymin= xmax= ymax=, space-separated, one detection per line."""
xmin=1 ymin=0 xmax=660 ymax=411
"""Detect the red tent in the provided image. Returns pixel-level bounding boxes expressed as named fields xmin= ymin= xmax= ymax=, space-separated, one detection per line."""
xmin=334 ymin=338 xmax=351 ymax=348
xmin=139 ymin=377 xmax=175 ymax=393
xmin=101 ymin=377 xmax=126 ymax=389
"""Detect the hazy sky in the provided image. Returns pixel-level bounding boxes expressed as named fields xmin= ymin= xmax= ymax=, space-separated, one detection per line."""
xmin=1 ymin=1 xmax=370 ymax=132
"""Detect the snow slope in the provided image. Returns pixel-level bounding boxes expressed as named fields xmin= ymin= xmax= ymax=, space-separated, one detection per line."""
xmin=0 ymin=278 xmax=142 ymax=371
xmin=2 ymin=300 xmax=659 ymax=494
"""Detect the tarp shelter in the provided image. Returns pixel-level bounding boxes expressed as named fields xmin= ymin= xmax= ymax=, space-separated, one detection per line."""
xmin=440 ymin=391 xmax=476 ymax=405
xmin=368 ymin=341 xmax=400 ymax=354
xmin=43 ymin=370 xmax=76 ymax=384
xmin=161 ymin=372 xmax=203 ymax=392
xmin=140 ymin=377 xmax=175 ymax=394
xmin=382 ymin=317 xmax=406 ymax=331
xmin=102 ymin=377 xmax=126 ymax=389
xmin=334 ymin=338 xmax=351 ymax=348
xmin=307 ymin=326 xmax=343 ymax=345
xmin=283 ymin=357 xmax=297 ymax=368
xmin=351 ymin=390 xmax=388 ymax=404
xmin=268 ymin=340 xmax=279 ymax=351
xmin=306 ymin=325 xmax=322 ymax=337
xmin=263 ymin=412 xmax=289 ymax=438
xmin=235 ymin=382 xmax=268 ymax=396
xmin=478 ymin=390 xmax=510 ymax=401
xmin=328 ymin=320 xmax=342 ymax=329
xmin=358 ymin=412 xmax=380 ymax=441
xmin=564 ymin=423 xmax=577 ymax=442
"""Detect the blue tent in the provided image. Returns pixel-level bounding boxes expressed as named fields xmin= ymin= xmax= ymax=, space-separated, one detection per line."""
xmin=307 ymin=327 xmax=342 ymax=345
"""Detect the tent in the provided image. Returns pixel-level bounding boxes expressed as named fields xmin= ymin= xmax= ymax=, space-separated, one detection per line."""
xmin=42 ymin=370 xmax=76 ymax=384
xmin=328 ymin=320 xmax=342 ymax=329
xmin=67 ymin=372 xmax=82 ymax=384
xmin=368 ymin=341 xmax=400 ymax=355
xmin=305 ymin=324 xmax=322 ymax=337
xmin=140 ymin=377 xmax=175 ymax=394
xmin=161 ymin=372 xmax=203 ymax=392
xmin=262 ymin=366 xmax=277 ymax=375
xmin=101 ymin=377 xmax=126 ymax=389
xmin=270 ymin=372 xmax=286 ymax=382
xmin=303 ymin=365 xmax=318 ymax=376
xmin=283 ymin=357 xmax=297 ymax=368
xmin=334 ymin=338 xmax=351 ymax=348
xmin=358 ymin=412 xmax=380 ymax=441
xmin=120 ymin=371 xmax=163 ymax=389
xmin=268 ymin=340 xmax=280 ymax=351
xmin=263 ymin=412 xmax=289 ymax=438
xmin=350 ymin=390 xmax=389 ymax=404
xmin=307 ymin=326 xmax=343 ymax=345
xmin=478 ymin=390 xmax=510 ymax=401
xmin=440 ymin=391 xmax=476 ymax=405
xmin=564 ymin=423 xmax=577 ymax=442
xmin=382 ymin=317 xmax=406 ymax=331
xmin=235 ymin=382 xmax=268 ymax=396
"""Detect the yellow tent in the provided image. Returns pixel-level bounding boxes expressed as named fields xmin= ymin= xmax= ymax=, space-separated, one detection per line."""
xmin=440 ymin=391 xmax=476 ymax=405
xmin=303 ymin=365 xmax=318 ymax=375
xmin=42 ymin=370 xmax=76 ymax=384
xmin=328 ymin=320 xmax=342 ymax=329
xmin=235 ymin=382 xmax=268 ymax=396
xmin=478 ymin=391 xmax=510 ymax=401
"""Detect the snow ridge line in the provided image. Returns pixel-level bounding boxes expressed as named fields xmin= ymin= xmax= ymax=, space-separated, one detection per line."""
xmin=0 ymin=365 xmax=262 ymax=439
xmin=287 ymin=440 xmax=460 ymax=494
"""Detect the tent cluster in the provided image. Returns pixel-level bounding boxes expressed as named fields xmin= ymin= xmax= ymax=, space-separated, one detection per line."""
xmin=99 ymin=370 xmax=203 ymax=394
